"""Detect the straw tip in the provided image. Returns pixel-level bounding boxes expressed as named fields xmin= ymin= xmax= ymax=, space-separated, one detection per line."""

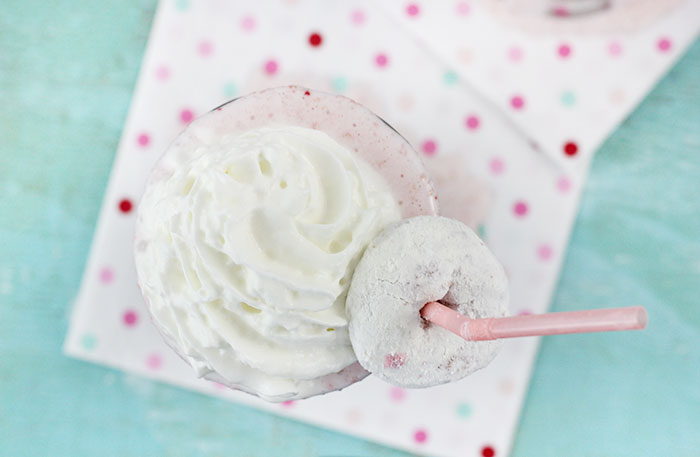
xmin=635 ymin=306 xmax=648 ymax=329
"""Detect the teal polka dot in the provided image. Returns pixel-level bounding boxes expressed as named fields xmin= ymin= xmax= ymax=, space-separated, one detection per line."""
xmin=477 ymin=224 xmax=487 ymax=239
xmin=332 ymin=76 xmax=348 ymax=93
xmin=222 ymin=82 xmax=237 ymax=99
xmin=443 ymin=70 xmax=459 ymax=85
xmin=81 ymin=334 xmax=97 ymax=351
xmin=175 ymin=0 xmax=189 ymax=11
xmin=561 ymin=91 xmax=576 ymax=107
xmin=457 ymin=403 xmax=472 ymax=419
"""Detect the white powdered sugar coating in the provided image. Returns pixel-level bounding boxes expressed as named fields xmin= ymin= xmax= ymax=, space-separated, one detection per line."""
xmin=346 ymin=216 xmax=509 ymax=388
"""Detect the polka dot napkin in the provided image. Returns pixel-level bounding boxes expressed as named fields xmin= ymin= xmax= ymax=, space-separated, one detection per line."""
xmin=64 ymin=1 xmax=699 ymax=456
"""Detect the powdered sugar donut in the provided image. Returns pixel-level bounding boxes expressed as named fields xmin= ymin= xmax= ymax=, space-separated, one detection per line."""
xmin=346 ymin=216 xmax=509 ymax=388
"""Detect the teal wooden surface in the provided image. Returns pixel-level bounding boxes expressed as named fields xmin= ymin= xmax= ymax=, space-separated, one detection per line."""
xmin=1 ymin=1 xmax=698 ymax=456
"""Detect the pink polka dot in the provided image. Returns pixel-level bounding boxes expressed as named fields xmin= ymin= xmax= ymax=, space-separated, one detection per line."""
xmin=137 ymin=133 xmax=150 ymax=147
xmin=421 ymin=139 xmax=437 ymax=156
xmin=123 ymin=310 xmax=139 ymax=327
xmin=281 ymin=400 xmax=295 ymax=408
xmin=180 ymin=109 xmax=194 ymax=124
xmin=375 ymin=53 xmax=389 ymax=67
xmin=211 ymin=381 xmax=227 ymax=390
xmin=657 ymin=37 xmax=672 ymax=52
xmin=414 ymin=429 xmax=428 ymax=444
xmin=155 ymin=65 xmax=170 ymax=81
xmin=608 ymin=41 xmax=622 ymax=57
xmin=557 ymin=176 xmax=572 ymax=193
xmin=99 ymin=267 xmax=114 ymax=284
xmin=406 ymin=3 xmax=420 ymax=16
xmin=240 ymin=15 xmax=256 ymax=32
xmin=537 ymin=244 xmax=553 ymax=261
xmin=518 ymin=309 xmax=533 ymax=316
xmin=465 ymin=115 xmax=480 ymax=130
xmin=510 ymin=95 xmax=525 ymax=110
xmin=508 ymin=46 xmax=523 ymax=62
xmin=390 ymin=386 xmax=406 ymax=401
xmin=264 ymin=59 xmax=278 ymax=75
xmin=198 ymin=40 xmax=213 ymax=57
xmin=489 ymin=157 xmax=505 ymax=175
xmin=351 ymin=9 xmax=366 ymax=25
xmin=146 ymin=353 xmax=163 ymax=370
xmin=552 ymin=6 xmax=568 ymax=17
xmin=558 ymin=44 xmax=571 ymax=58
xmin=513 ymin=201 xmax=528 ymax=217
xmin=456 ymin=1 xmax=470 ymax=15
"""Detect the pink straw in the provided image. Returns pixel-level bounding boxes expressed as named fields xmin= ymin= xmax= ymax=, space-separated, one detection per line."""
xmin=420 ymin=302 xmax=647 ymax=341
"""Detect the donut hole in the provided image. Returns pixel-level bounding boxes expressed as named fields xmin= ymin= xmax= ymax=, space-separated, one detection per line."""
xmin=419 ymin=289 xmax=460 ymax=330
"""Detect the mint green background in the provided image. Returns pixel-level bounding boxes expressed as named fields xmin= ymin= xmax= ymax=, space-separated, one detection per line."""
xmin=1 ymin=1 xmax=698 ymax=456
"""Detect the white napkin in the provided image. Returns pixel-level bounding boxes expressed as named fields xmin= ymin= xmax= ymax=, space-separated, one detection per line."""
xmin=65 ymin=1 xmax=699 ymax=456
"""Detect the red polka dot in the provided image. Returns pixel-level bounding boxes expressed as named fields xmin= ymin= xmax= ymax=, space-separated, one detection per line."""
xmin=563 ymin=141 xmax=578 ymax=156
xmin=180 ymin=109 xmax=194 ymax=124
xmin=456 ymin=1 xmax=470 ymax=15
xmin=137 ymin=133 xmax=150 ymax=147
xmin=123 ymin=310 xmax=138 ymax=327
xmin=608 ymin=41 xmax=622 ymax=57
xmin=118 ymin=199 xmax=133 ymax=213
xmin=389 ymin=386 xmax=406 ymax=401
xmin=375 ymin=53 xmax=389 ymax=67
xmin=513 ymin=201 xmax=528 ymax=217
xmin=99 ymin=267 xmax=114 ymax=284
xmin=146 ymin=353 xmax=163 ymax=370
xmin=510 ymin=95 xmax=525 ymax=110
xmin=465 ymin=115 xmax=480 ymax=130
xmin=240 ymin=15 xmax=256 ymax=32
xmin=537 ymin=244 xmax=553 ymax=261
xmin=421 ymin=139 xmax=437 ymax=156
xmin=414 ymin=429 xmax=428 ymax=444
xmin=489 ymin=157 xmax=505 ymax=175
xmin=657 ymin=37 xmax=672 ymax=52
xmin=557 ymin=176 xmax=572 ymax=193
xmin=308 ymin=32 xmax=322 ymax=47
xmin=155 ymin=65 xmax=170 ymax=80
xmin=351 ymin=9 xmax=366 ymax=25
xmin=481 ymin=445 xmax=496 ymax=457
xmin=264 ymin=59 xmax=278 ymax=75
xmin=558 ymin=44 xmax=571 ymax=58
xmin=198 ymin=40 xmax=213 ymax=57
xmin=508 ymin=46 xmax=523 ymax=62
xmin=406 ymin=3 xmax=420 ymax=16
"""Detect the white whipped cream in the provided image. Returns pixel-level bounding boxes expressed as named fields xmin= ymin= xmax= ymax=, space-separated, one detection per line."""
xmin=135 ymin=125 xmax=400 ymax=400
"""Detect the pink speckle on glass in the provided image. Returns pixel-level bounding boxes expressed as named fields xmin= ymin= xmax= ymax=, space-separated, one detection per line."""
xmin=146 ymin=353 xmax=163 ymax=370
xmin=351 ymin=9 xmax=366 ymax=25
xmin=513 ymin=201 xmax=528 ymax=217
xmin=537 ymin=244 xmax=553 ymax=261
xmin=240 ymin=15 xmax=256 ymax=32
xmin=198 ymin=40 xmax=213 ymax=57
xmin=508 ymin=46 xmax=523 ymax=62
xmin=414 ymin=429 xmax=428 ymax=444
xmin=390 ymin=386 xmax=406 ymax=401
xmin=465 ymin=115 xmax=480 ymax=130
xmin=657 ymin=37 xmax=672 ymax=52
xmin=456 ymin=1 xmax=470 ymax=15
xmin=489 ymin=157 xmax=504 ymax=175
xmin=375 ymin=53 xmax=388 ymax=67
xmin=264 ymin=59 xmax=278 ymax=75
xmin=123 ymin=310 xmax=139 ymax=327
xmin=510 ymin=95 xmax=525 ymax=110
xmin=384 ymin=352 xmax=406 ymax=368
xmin=557 ymin=176 xmax=572 ymax=193
xmin=421 ymin=139 xmax=437 ymax=156
xmin=137 ymin=133 xmax=150 ymax=147
xmin=608 ymin=41 xmax=623 ymax=57
xmin=406 ymin=3 xmax=420 ymax=16
xmin=99 ymin=267 xmax=114 ymax=284
xmin=155 ymin=65 xmax=170 ymax=81
xmin=558 ymin=44 xmax=571 ymax=58
xmin=281 ymin=400 xmax=295 ymax=408
xmin=180 ymin=109 xmax=194 ymax=124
